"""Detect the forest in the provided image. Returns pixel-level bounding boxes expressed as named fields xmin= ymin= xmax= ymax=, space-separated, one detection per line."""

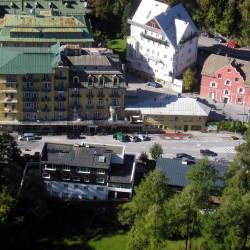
xmin=88 ymin=0 xmax=250 ymax=46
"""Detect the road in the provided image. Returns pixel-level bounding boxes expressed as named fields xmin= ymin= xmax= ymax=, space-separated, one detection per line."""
xmin=16 ymin=132 xmax=243 ymax=162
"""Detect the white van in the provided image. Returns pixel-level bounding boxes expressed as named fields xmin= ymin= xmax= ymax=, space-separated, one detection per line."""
xmin=18 ymin=133 xmax=36 ymax=141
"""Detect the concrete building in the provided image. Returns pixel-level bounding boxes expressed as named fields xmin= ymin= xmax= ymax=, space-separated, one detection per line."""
xmin=126 ymin=0 xmax=199 ymax=86
xmin=200 ymin=54 xmax=250 ymax=108
xmin=0 ymin=0 xmax=94 ymax=47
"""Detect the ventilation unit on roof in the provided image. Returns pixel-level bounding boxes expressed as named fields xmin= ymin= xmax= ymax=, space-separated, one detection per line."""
xmin=98 ymin=156 xmax=106 ymax=163
xmin=146 ymin=11 xmax=152 ymax=19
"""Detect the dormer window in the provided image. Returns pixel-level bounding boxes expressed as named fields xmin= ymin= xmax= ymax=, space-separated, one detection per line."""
xmin=235 ymin=78 xmax=239 ymax=83
xmin=112 ymin=76 xmax=119 ymax=87
xmin=227 ymin=69 xmax=231 ymax=73
xmin=150 ymin=22 xmax=155 ymax=28
xmin=88 ymin=76 xmax=94 ymax=86
xmin=73 ymin=76 xmax=79 ymax=85
xmin=98 ymin=76 xmax=105 ymax=87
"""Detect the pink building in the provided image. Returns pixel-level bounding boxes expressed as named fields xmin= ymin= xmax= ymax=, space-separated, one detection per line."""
xmin=200 ymin=54 xmax=250 ymax=107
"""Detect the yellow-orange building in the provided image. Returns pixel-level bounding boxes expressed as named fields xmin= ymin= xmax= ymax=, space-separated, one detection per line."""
xmin=125 ymin=96 xmax=211 ymax=133
xmin=0 ymin=44 xmax=128 ymax=133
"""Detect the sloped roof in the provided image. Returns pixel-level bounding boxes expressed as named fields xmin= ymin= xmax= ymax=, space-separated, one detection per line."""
xmin=155 ymin=3 xmax=199 ymax=48
xmin=201 ymin=54 xmax=250 ymax=85
xmin=67 ymin=55 xmax=112 ymax=67
xmin=41 ymin=142 xmax=113 ymax=169
xmin=0 ymin=45 xmax=60 ymax=74
xmin=156 ymin=158 xmax=229 ymax=188
xmin=132 ymin=0 xmax=168 ymax=24
xmin=125 ymin=96 xmax=211 ymax=116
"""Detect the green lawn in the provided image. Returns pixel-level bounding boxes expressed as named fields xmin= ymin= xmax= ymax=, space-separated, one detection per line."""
xmin=89 ymin=230 xmax=128 ymax=250
xmin=107 ymin=39 xmax=126 ymax=62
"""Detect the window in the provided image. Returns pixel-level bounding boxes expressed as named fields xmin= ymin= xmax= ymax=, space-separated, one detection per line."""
xmin=227 ymin=69 xmax=231 ymax=73
xmin=88 ymin=76 xmax=94 ymax=86
xmin=224 ymin=90 xmax=230 ymax=95
xmin=44 ymin=164 xmax=56 ymax=171
xmin=96 ymin=178 xmax=105 ymax=184
xmin=238 ymin=88 xmax=244 ymax=94
xmin=225 ymin=80 xmax=231 ymax=86
xmin=174 ymin=116 xmax=179 ymax=121
xmin=62 ymin=166 xmax=70 ymax=171
xmin=218 ymin=74 xmax=222 ymax=79
xmin=62 ymin=192 xmax=69 ymax=198
xmin=97 ymin=169 xmax=105 ymax=174
xmin=183 ymin=117 xmax=193 ymax=122
xmin=72 ymin=176 xmax=80 ymax=182
xmin=150 ymin=22 xmax=155 ymax=28
xmin=98 ymin=98 xmax=103 ymax=107
xmin=97 ymin=187 xmax=104 ymax=191
xmin=84 ymin=177 xmax=89 ymax=182
xmin=235 ymin=78 xmax=239 ymax=83
xmin=237 ymin=97 xmax=243 ymax=103
xmin=98 ymin=76 xmax=105 ymax=87
xmin=64 ymin=184 xmax=69 ymax=188
xmin=74 ymin=185 xmax=79 ymax=189
xmin=83 ymin=185 xmax=88 ymax=190
xmin=42 ymin=173 xmax=50 ymax=179
xmin=77 ymin=167 xmax=90 ymax=173
xmin=47 ymin=182 xmax=52 ymax=188
xmin=210 ymin=82 xmax=217 ymax=88
xmin=188 ymin=48 xmax=191 ymax=53
xmin=71 ymin=193 xmax=79 ymax=199
xmin=113 ymin=76 xmax=119 ymax=86
xmin=197 ymin=117 xmax=203 ymax=122
xmin=154 ymin=116 xmax=159 ymax=121
xmin=169 ymin=116 xmax=174 ymax=121
xmin=144 ymin=116 xmax=149 ymax=121
xmin=87 ymin=98 xmax=92 ymax=107
xmin=62 ymin=175 xmax=70 ymax=181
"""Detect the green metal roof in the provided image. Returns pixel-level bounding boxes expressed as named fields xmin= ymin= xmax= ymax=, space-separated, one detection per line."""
xmin=0 ymin=45 xmax=61 ymax=74
xmin=0 ymin=14 xmax=94 ymax=43
xmin=0 ymin=1 xmax=87 ymax=16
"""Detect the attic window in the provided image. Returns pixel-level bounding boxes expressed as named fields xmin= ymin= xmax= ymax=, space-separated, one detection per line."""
xmin=98 ymin=156 xmax=106 ymax=163
xmin=150 ymin=22 xmax=155 ymax=28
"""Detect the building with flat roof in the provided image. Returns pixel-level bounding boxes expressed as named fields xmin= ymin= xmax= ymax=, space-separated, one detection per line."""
xmin=125 ymin=96 xmax=211 ymax=133
xmin=0 ymin=0 xmax=94 ymax=47
xmin=40 ymin=142 xmax=136 ymax=200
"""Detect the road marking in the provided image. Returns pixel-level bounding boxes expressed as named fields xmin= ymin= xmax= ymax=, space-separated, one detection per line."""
xmin=209 ymin=147 xmax=235 ymax=153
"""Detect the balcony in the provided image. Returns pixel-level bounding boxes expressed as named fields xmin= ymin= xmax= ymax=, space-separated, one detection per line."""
xmin=1 ymin=98 xmax=17 ymax=103
xmin=70 ymin=92 xmax=81 ymax=97
xmin=41 ymin=87 xmax=51 ymax=92
xmin=55 ymin=96 xmax=66 ymax=101
xmin=97 ymin=93 xmax=105 ymax=97
xmin=3 ymin=108 xmax=18 ymax=113
xmin=86 ymin=105 xmax=94 ymax=109
xmin=55 ymin=75 xmax=67 ymax=80
xmin=42 ymin=108 xmax=51 ymax=112
xmin=43 ymin=78 xmax=51 ymax=83
xmin=55 ymin=107 xmax=66 ymax=111
xmin=23 ymin=108 xmax=39 ymax=112
xmin=110 ymin=93 xmax=120 ymax=97
xmin=97 ymin=105 xmax=105 ymax=109
xmin=0 ymin=79 xmax=17 ymax=84
xmin=23 ymin=87 xmax=39 ymax=92
xmin=70 ymin=104 xmax=82 ymax=110
xmin=23 ymin=97 xmax=39 ymax=102
xmin=0 ymin=88 xmax=17 ymax=93
xmin=41 ymin=97 xmax=51 ymax=102
xmin=22 ymin=77 xmax=39 ymax=82
xmin=140 ymin=32 xmax=169 ymax=46
xmin=86 ymin=93 xmax=94 ymax=97
xmin=55 ymin=86 xmax=67 ymax=91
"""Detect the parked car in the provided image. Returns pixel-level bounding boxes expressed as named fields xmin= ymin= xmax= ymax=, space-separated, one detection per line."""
xmin=175 ymin=153 xmax=195 ymax=160
xmin=200 ymin=149 xmax=218 ymax=156
xmin=18 ymin=133 xmax=36 ymax=141
xmin=113 ymin=132 xmax=126 ymax=142
xmin=147 ymin=81 xmax=160 ymax=88
xmin=137 ymin=134 xmax=150 ymax=141
xmin=67 ymin=133 xmax=80 ymax=139
xmin=213 ymin=36 xmax=226 ymax=43
xmin=200 ymin=31 xmax=214 ymax=38
xmin=225 ymin=41 xmax=238 ymax=48
xmin=127 ymin=135 xmax=139 ymax=142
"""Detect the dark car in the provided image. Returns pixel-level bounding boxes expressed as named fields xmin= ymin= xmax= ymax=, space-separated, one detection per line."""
xmin=176 ymin=153 xmax=195 ymax=160
xmin=200 ymin=149 xmax=218 ymax=156
xmin=67 ymin=133 xmax=80 ymax=139
xmin=200 ymin=31 xmax=214 ymax=38
xmin=147 ymin=81 xmax=160 ymax=88
xmin=213 ymin=36 xmax=226 ymax=43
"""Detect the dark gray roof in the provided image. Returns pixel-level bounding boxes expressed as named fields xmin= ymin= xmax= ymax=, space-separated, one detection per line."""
xmin=109 ymin=154 xmax=136 ymax=183
xmin=41 ymin=143 xmax=112 ymax=169
xmin=156 ymin=158 xmax=229 ymax=188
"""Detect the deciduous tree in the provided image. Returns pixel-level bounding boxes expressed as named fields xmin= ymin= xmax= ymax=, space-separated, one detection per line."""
xmin=149 ymin=142 xmax=163 ymax=160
